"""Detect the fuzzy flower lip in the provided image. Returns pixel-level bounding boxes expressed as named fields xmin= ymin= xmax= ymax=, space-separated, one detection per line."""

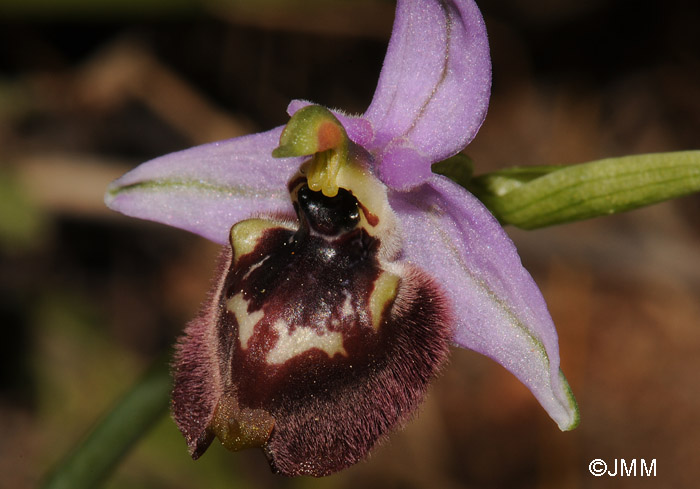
xmin=106 ymin=0 xmax=578 ymax=434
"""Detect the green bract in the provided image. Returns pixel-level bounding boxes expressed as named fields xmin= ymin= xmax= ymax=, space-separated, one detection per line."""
xmin=441 ymin=151 xmax=700 ymax=229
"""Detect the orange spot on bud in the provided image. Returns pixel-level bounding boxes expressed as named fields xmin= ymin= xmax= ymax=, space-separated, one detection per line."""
xmin=316 ymin=121 xmax=343 ymax=152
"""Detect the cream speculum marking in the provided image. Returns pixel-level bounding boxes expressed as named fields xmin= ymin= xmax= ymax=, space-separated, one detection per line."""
xmin=227 ymin=183 xmax=380 ymax=369
xmin=228 ymin=182 xmax=388 ymax=348
xmin=171 ymin=106 xmax=452 ymax=477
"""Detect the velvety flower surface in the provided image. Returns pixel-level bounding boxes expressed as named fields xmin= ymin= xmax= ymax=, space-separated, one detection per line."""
xmin=105 ymin=0 xmax=578 ymax=477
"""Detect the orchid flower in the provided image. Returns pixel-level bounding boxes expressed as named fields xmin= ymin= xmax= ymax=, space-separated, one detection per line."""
xmin=105 ymin=0 xmax=578 ymax=477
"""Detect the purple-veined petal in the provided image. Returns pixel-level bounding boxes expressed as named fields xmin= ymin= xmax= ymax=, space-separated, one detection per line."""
xmin=365 ymin=0 xmax=491 ymax=190
xmin=287 ymin=99 xmax=374 ymax=147
xmin=105 ymin=127 xmax=301 ymax=245
xmin=389 ymin=175 xmax=579 ymax=430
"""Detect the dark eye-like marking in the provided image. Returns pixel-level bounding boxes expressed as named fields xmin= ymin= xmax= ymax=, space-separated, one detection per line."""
xmin=297 ymin=184 xmax=360 ymax=235
xmin=172 ymin=179 xmax=452 ymax=477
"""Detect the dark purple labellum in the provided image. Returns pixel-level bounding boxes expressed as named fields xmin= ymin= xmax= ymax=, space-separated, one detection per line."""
xmin=173 ymin=181 xmax=452 ymax=477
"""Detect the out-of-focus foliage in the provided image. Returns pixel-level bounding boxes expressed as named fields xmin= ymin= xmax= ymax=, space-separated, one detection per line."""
xmin=0 ymin=169 xmax=46 ymax=251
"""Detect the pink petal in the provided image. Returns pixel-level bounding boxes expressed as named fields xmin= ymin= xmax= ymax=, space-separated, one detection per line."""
xmin=389 ymin=175 xmax=579 ymax=430
xmin=105 ymin=127 xmax=301 ymax=244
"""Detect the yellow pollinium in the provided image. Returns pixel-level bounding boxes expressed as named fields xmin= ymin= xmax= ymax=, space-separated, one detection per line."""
xmin=306 ymin=147 xmax=342 ymax=197
xmin=272 ymin=105 xmax=349 ymax=198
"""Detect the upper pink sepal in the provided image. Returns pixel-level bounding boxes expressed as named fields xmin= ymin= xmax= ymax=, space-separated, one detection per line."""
xmin=364 ymin=0 xmax=491 ymax=189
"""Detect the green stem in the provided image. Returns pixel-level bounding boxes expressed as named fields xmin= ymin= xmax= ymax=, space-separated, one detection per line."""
xmin=41 ymin=357 xmax=172 ymax=489
xmin=438 ymin=150 xmax=700 ymax=229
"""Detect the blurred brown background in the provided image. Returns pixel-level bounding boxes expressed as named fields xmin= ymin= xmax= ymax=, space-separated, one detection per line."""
xmin=1 ymin=0 xmax=699 ymax=488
